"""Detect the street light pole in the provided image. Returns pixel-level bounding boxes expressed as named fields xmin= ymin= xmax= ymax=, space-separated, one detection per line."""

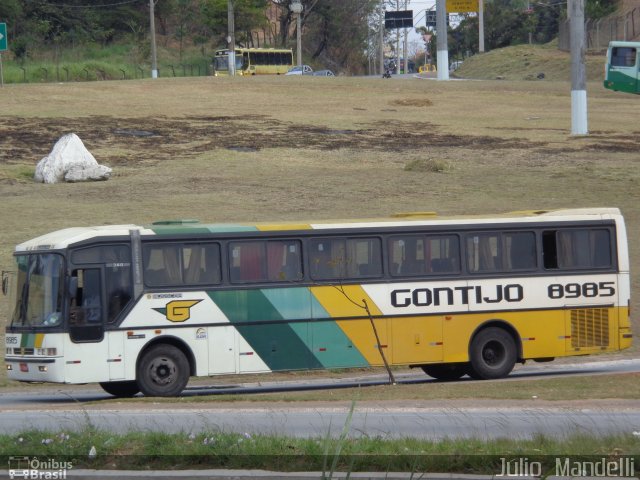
xmin=150 ymin=0 xmax=158 ymax=78
xmin=436 ymin=0 xmax=449 ymax=80
xmin=569 ymin=0 xmax=588 ymax=135
xmin=478 ymin=0 xmax=485 ymax=53
xmin=290 ymin=0 xmax=303 ymax=68
xmin=227 ymin=0 xmax=236 ymax=76
xmin=379 ymin=0 xmax=385 ymax=75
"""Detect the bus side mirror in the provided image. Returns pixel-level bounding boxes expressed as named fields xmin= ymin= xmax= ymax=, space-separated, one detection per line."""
xmin=1 ymin=271 xmax=8 ymax=296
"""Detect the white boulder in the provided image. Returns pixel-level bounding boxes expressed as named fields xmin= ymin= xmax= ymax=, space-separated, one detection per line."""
xmin=34 ymin=133 xmax=112 ymax=183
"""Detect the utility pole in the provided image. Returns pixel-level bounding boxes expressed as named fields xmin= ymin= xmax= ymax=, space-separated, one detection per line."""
xmin=395 ymin=1 xmax=400 ymax=74
xmin=569 ymin=0 xmax=588 ymax=135
xmin=227 ymin=0 xmax=236 ymax=76
xmin=379 ymin=0 xmax=385 ymax=75
xmin=478 ymin=0 xmax=485 ymax=53
xmin=403 ymin=0 xmax=408 ymax=74
xmin=290 ymin=1 xmax=303 ymax=68
xmin=150 ymin=0 xmax=158 ymax=78
xmin=436 ymin=0 xmax=449 ymax=80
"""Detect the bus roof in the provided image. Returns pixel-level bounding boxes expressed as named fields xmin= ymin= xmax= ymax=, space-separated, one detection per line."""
xmin=608 ymin=41 xmax=640 ymax=47
xmin=15 ymin=208 xmax=622 ymax=252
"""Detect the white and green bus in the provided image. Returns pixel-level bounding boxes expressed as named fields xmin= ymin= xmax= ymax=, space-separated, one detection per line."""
xmin=213 ymin=48 xmax=294 ymax=76
xmin=604 ymin=41 xmax=639 ymax=95
xmin=3 ymin=208 xmax=632 ymax=397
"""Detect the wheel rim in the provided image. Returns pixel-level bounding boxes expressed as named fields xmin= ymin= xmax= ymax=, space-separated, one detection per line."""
xmin=148 ymin=356 xmax=177 ymax=386
xmin=482 ymin=340 xmax=505 ymax=367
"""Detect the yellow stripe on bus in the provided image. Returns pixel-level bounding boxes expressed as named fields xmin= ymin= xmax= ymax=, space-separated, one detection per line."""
xmin=310 ymin=285 xmax=389 ymax=365
xmin=35 ymin=334 xmax=45 ymax=348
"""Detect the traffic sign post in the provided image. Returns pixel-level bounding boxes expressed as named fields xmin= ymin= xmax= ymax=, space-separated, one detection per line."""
xmin=0 ymin=23 xmax=7 ymax=51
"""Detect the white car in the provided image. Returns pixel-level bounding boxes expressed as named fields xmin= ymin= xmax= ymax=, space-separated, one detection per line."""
xmin=285 ymin=65 xmax=313 ymax=75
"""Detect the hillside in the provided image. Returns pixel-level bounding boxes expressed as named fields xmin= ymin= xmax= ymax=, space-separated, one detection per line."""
xmin=453 ymin=42 xmax=607 ymax=82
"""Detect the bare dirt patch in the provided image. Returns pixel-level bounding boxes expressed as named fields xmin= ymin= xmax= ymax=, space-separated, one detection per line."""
xmin=5 ymin=114 xmax=637 ymax=171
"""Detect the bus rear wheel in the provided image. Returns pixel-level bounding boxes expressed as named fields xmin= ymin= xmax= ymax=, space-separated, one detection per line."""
xmin=468 ymin=327 xmax=516 ymax=380
xmin=99 ymin=381 xmax=140 ymax=397
xmin=137 ymin=344 xmax=190 ymax=397
xmin=422 ymin=363 xmax=468 ymax=381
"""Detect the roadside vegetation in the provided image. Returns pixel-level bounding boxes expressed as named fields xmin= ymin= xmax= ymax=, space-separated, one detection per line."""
xmin=1 ymin=429 xmax=637 ymax=473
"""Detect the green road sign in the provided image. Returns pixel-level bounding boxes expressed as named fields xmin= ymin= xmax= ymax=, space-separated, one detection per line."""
xmin=0 ymin=24 xmax=7 ymax=52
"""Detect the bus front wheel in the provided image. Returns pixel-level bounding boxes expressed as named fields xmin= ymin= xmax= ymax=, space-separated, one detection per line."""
xmin=99 ymin=381 xmax=140 ymax=397
xmin=468 ymin=327 xmax=516 ymax=380
xmin=137 ymin=344 xmax=190 ymax=397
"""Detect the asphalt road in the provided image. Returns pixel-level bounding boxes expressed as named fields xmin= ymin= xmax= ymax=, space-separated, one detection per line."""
xmin=0 ymin=358 xmax=639 ymax=439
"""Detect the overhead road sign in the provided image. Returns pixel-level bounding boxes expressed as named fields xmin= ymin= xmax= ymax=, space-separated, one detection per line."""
xmin=0 ymin=23 xmax=7 ymax=52
xmin=425 ymin=11 xmax=449 ymax=28
xmin=425 ymin=11 xmax=437 ymax=27
xmin=446 ymin=0 xmax=478 ymax=13
xmin=385 ymin=10 xmax=414 ymax=29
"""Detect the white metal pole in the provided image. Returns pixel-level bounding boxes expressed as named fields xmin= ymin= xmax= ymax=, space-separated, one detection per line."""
xmin=150 ymin=0 xmax=158 ymax=78
xmin=436 ymin=0 xmax=449 ymax=80
xmin=228 ymin=0 xmax=236 ymax=76
xmin=570 ymin=0 xmax=588 ymax=135
xmin=379 ymin=0 xmax=385 ymax=75
xmin=478 ymin=0 xmax=485 ymax=53
xmin=296 ymin=11 xmax=302 ymax=68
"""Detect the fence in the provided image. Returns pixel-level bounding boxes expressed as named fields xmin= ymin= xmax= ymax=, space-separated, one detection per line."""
xmin=559 ymin=7 xmax=639 ymax=51
xmin=1 ymin=62 xmax=212 ymax=84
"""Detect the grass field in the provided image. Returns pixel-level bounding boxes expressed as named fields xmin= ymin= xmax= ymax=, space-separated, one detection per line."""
xmin=0 ymin=72 xmax=638 ymax=391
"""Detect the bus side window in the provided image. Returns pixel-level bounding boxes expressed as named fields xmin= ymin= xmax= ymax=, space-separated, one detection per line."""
xmin=143 ymin=245 xmax=181 ymax=286
xmin=543 ymin=229 xmax=611 ymax=270
xmin=505 ymin=232 xmax=537 ymax=270
xmin=467 ymin=234 xmax=501 ymax=273
xmin=70 ymin=269 xmax=102 ymax=324
xmin=183 ymin=244 xmax=221 ymax=285
xmin=612 ymin=47 xmax=637 ymax=67
xmin=105 ymin=265 xmax=132 ymax=324
xmin=310 ymin=238 xmax=381 ymax=280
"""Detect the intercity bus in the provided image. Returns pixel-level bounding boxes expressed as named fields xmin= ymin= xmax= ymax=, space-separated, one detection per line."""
xmin=3 ymin=208 xmax=632 ymax=397
xmin=213 ymin=47 xmax=293 ymax=76
xmin=604 ymin=41 xmax=639 ymax=95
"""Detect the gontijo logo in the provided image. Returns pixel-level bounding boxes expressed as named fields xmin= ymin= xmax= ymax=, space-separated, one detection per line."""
xmin=153 ymin=300 xmax=202 ymax=323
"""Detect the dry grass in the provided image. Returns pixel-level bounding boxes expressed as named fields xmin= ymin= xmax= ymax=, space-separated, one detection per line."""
xmin=0 ymin=74 xmax=639 ymax=389
xmin=455 ymin=42 xmax=608 ymax=81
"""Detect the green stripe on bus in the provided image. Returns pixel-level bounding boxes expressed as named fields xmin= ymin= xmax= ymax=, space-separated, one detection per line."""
xmin=20 ymin=334 xmax=32 ymax=348
xmin=150 ymin=225 xmax=259 ymax=235
xmin=262 ymin=288 xmax=369 ymax=369
xmin=209 ymin=289 xmax=323 ymax=371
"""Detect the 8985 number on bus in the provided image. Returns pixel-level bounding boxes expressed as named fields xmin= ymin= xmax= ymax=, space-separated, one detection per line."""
xmin=547 ymin=282 xmax=616 ymax=299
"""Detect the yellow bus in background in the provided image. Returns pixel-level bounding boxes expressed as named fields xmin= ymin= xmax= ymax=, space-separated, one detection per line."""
xmin=213 ymin=48 xmax=293 ymax=76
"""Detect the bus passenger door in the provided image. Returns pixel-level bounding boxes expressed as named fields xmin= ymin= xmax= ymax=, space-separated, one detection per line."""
xmin=66 ymin=268 xmax=109 ymax=383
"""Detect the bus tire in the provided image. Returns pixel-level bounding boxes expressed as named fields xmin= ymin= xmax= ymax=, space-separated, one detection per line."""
xmin=422 ymin=363 xmax=467 ymax=380
xmin=468 ymin=327 xmax=516 ymax=380
xmin=99 ymin=381 xmax=140 ymax=397
xmin=136 ymin=344 xmax=190 ymax=397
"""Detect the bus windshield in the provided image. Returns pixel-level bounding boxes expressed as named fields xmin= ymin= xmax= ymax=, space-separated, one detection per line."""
xmin=214 ymin=54 xmax=243 ymax=72
xmin=11 ymin=254 xmax=64 ymax=328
